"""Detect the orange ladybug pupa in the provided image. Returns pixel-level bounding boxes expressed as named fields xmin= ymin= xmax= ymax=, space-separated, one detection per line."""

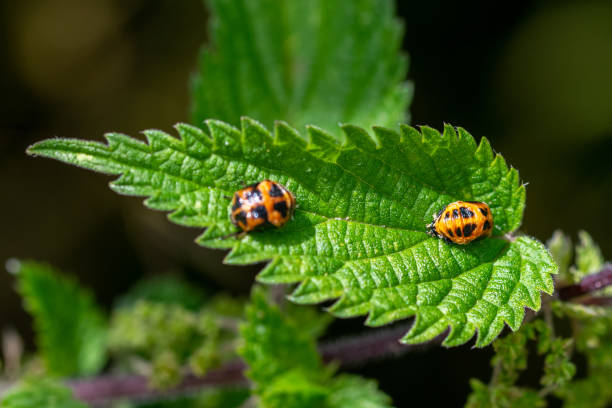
xmin=229 ymin=180 xmax=296 ymax=233
xmin=427 ymin=201 xmax=494 ymax=244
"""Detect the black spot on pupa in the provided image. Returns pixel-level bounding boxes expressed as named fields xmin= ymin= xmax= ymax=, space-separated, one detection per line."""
xmin=444 ymin=212 xmax=450 ymax=219
xmin=251 ymin=205 xmax=268 ymax=220
xmin=273 ymin=201 xmax=288 ymax=217
xmin=231 ymin=194 xmax=242 ymax=211
xmin=452 ymin=209 xmax=459 ymax=219
xmin=268 ymin=183 xmax=284 ymax=197
xmin=483 ymin=220 xmax=491 ymax=230
xmin=455 ymin=227 xmax=462 ymax=237
xmin=463 ymin=223 xmax=477 ymax=237
xmin=479 ymin=207 xmax=488 ymax=216
xmin=234 ymin=211 xmax=247 ymax=224
xmin=447 ymin=229 xmax=454 ymax=237
xmin=460 ymin=206 xmax=474 ymax=218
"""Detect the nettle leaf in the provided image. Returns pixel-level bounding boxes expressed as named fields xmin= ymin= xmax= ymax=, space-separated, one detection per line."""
xmin=239 ymin=287 xmax=322 ymax=389
xmin=240 ymin=287 xmax=392 ymax=408
xmin=326 ymin=375 xmax=393 ymax=408
xmin=571 ymin=230 xmax=604 ymax=281
xmin=192 ymin=0 xmax=411 ymax=138
xmin=27 ymin=118 xmax=556 ymax=347
xmin=547 ymin=230 xmax=573 ymax=282
xmin=11 ymin=260 xmax=107 ymax=377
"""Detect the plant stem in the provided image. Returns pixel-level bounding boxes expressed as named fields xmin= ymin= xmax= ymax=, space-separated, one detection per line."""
xmin=558 ymin=263 xmax=612 ymax=300
xmin=68 ymin=323 xmax=426 ymax=406
xmin=69 ymin=360 xmax=246 ymax=407
xmin=576 ymin=296 xmax=612 ymax=306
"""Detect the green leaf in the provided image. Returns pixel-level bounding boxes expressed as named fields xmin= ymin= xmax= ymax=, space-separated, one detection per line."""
xmin=569 ymin=230 xmax=604 ymax=282
xmin=327 ymin=375 xmax=394 ymax=408
xmin=284 ymin=302 xmax=334 ymax=340
xmin=547 ymin=230 xmax=573 ymax=282
xmin=192 ymin=0 xmax=411 ymax=138
xmin=0 ymin=378 xmax=87 ymax=408
xmin=239 ymin=287 xmax=322 ymax=389
xmin=239 ymin=286 xmax=394 ymax=407
xmin=489 ymin=327 xmax=530 ymax=386
xmin=27 ymin=118 xmax=556 ymax=347
xmin=541 ymin=338 xmax=575 ymax=389
xmin=12 ymin=260 xmax=107 ymax=377
xmin=260 ymin=370 xmax=330 ymax=408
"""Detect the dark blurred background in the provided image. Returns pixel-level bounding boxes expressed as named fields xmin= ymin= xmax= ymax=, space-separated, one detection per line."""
xmin=1 ymin=0 xmax=612 ymax=406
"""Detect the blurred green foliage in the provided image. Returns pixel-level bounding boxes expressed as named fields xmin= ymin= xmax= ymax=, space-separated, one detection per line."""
xmin=0 ymin=378 xmax=86 ymax=408
xmin=108 ymin=287 xmax=244 ymax=389
xmin=191 ymin=0 xmax=411 ymax=138
xmin=239 ymin=287 xmax=393 ymax=408
xmin=12 ymin=260 xmax=107 ymax=377
xmin=115 ymin=275 xmax=207 ymax=311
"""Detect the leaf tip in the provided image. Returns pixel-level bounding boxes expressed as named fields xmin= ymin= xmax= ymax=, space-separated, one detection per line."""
xmin=205 ymin=118 xmax=240 ymax=135
xmin=26 ymin=138 xmax=58 ymax=157
xmin=240 ymin=116 xmax=270 ymax=133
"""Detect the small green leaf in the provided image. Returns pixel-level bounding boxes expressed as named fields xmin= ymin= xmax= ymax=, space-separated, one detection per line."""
xmin=547 ymin=230 xmax=573 ymax=282
xmin=327 ymin=375 xmax=394 ymax=408
xmin=192 ymin=0 xmax=411 ymax=138
xmin=12 ymin=261 xmax=107 ymax=377
xmin=490 ymin=328 xmax=530 ymax=385
xmin=239 ymin=286 xmax=394 ymax=407
xmin=260 ymin=370 xmax=329 ymax=408
xmin=28 ymin=119 xmax=556 ymax=346
xmin=570 ymin=230 xmax=604 ymax=282
xmin=284 ymin=302 xmax=334 ymax=340
xmin=541 ymin=338 xmax=576 ymax=389
xmin=0 ymin=378 xmax=87 ymax=408
xmin=239 ymin=287 xmax=322 ymax=389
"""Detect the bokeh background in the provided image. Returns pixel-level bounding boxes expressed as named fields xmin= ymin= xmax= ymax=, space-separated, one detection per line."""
xmin=1 ymin=0 xmax=612 ymax=406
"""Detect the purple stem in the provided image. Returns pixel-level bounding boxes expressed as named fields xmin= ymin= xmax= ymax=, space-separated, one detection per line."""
xmin=69 ymin=360 xmax=246 ymax=406
xmin=558 ymin=263 xmax=612 ymax=300
xmin=68 ymin=324 xmax=424 ymax=406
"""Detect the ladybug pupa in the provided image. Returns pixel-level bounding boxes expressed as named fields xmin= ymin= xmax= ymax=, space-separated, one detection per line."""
xmin=229 ymin=180 xmax=296 ymax=234
xmin=427 ymin=201 xmax=493 ymax=245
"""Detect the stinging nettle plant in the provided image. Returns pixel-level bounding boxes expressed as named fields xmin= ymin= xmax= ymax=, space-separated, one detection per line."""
xmin=5 ymin=0 xmax=612 ymax=407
